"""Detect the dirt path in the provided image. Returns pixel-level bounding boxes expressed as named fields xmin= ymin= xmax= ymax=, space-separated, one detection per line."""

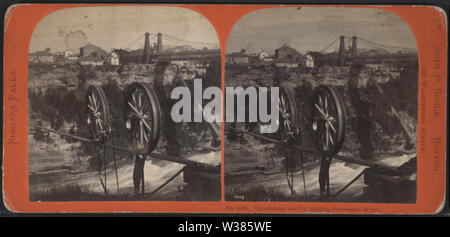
xmin=225 ymin=152 xmax=416 ymax=202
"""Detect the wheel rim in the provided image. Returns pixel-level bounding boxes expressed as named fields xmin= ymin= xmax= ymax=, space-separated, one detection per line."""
xmin=312 ymin=85 xmax=345 ymax=157
xmin=85 ymin=86 xmax=109 ymax=143
xmin=125 ymin=82 xmax=161 ymax=154
xmin=278 ymin=87 xmax=297 ymax=143
xmin=278 ymin=87 xmax=299 ymax=195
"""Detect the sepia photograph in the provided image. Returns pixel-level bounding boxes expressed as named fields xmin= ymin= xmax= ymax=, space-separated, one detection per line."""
xmin=28 ymin=6 xmax=222 ymax=201
xmin=224 ymin=7 xmax=418 ymax=203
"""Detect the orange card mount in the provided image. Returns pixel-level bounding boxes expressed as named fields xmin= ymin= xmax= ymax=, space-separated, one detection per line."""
xmin=3 ymin=4 xmax=447 ymax=214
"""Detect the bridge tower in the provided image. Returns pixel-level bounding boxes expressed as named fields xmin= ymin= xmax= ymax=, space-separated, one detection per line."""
xmin=352 ymin=36 xmax=358 ymax=58
xmin=339 ymin=35 xmax=346 ymax=66
xmin=142 ymin=32 xmax=151 ymax=64
xmin=157 ymin=33 xmax=163 ymax=55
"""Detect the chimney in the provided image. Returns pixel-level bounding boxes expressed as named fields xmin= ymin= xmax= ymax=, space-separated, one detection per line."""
xmin=352 ymin=36 xmax=357 ymax=58
xmin=142 ymin=32 xmax=151 ymax=64
xmin=157 ymin=33 xmax=163 ymax=54
xmin=338 ymin=35 xmax=346 ymax=67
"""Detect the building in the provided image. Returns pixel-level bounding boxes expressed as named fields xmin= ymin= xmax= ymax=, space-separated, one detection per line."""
xmin=305 ymin=54 xmax=314 ymax=68
xmin=275 ymin=45 xmax=301 ymax=60
xmin=79 ymin=43 xmax=109 ymax=66
xmin=274 ymin=58 xmax=299 ymax=68
xmin=80 ymin=55 xmax=104 ymax=66
xmin=64 ymin=50 xmax=75 ymax=58
xmin=29 ymin=48 xmax=55 ymax=64
xmin=229 ymin=52 xmax=249 ymax=64
xmin=109 ymin=52 xmax=120 ymax=66
xmin=79 ymin=43 xmax=108 ymax=59
xmin=259 ymin=51 xmax=269 ymax=60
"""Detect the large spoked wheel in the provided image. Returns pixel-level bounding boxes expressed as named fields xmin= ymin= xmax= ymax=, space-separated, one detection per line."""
xmin=312 ymin=85 xmax=345 ymax=198
xmin=312 ymin=85 xmax=345 ymax=157
xmin=278 ymin=86 xmax=299 ymax=195
xmin=85 ymin=85 xmax=110 ymax=143
xmin=85 ymin=85 xmax=111 ymax=193
xmin=124 ymin=82 xmax=161 ymax=155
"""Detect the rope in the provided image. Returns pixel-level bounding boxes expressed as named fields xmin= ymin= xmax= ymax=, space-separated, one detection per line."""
xmin=111 ymin=130 xmax=120 ymax=198
xmin=331 ymin=169 xmax=365 ymax=199
xmin=319 ymin=152 xmax=331 ymax=199
xmin=97 ymin=146 xmax=107 ymax=194
xmin=141 ymin=155 xmax=146 ymax=195
xmin=103 ymin=142 xmax=107 ymax=194
xmin=145 ymin=167 xmax=185 ymax=197
xmin=300 ymin=149 xmax=307 ymax=197
xmin=285 ymin=146 xmax=295 ymax=196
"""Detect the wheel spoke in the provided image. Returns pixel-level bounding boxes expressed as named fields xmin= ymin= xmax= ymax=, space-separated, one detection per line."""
xmin=89 ymin=95 xmax=96 ymax=112
xmin=142 ymin=118 xmax=152 ymax=132
xmin=325 ymin=122 xmax=329 ymax=150
xmin=132 ymin=92 xmax=137 ymax=106
xmin=327 ymin=120 xmax=336 ymax=133
xmin=139 ymin=120 xmax=144 ymax=145
xmin=128 ymin=101 xmax=140 ymax=115
xmin=96 ymin=118 xmax=104 ymax=131
xmin=329 ymin=131 xmax=334 ymax=145
xmin=92 ymin=93 xmax=98 ymax=110
xmin=142 ymin=124 xmax=149 ymax=142
xmin=87 ymin=103 xmax=96 ymax=113
xmin=314 ymin=103 xmax=326 ymax=117
xmin=284 ymin=119 xmax=291 ymax=131
xmin=137 ymin=91 xmax=142 ymax=111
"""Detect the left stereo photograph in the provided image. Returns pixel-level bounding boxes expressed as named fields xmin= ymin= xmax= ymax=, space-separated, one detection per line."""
xmin=28 ymin=6 xmax=222 ymax=201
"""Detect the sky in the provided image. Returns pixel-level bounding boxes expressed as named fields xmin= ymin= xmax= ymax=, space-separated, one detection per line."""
xmin=226 ymin=7 xmax=417 ymax=55
xmin=29 ymin=6 xmax=219 ymax=53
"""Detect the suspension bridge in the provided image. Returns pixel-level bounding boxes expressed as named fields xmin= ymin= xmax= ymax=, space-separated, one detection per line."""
xmin=319 ymin=35 xmax=418 ymax=66
xmin=124 ymin=32 xmax=220 ymax=63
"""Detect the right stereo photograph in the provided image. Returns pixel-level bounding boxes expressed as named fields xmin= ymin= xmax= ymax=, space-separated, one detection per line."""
xmin=224 ymin=7 xmax=418 ymax=203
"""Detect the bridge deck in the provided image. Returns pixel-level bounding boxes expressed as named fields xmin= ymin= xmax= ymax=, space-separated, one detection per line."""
xmin=348 ymin=54 xmax=418 ymax=65
xmin=153 ymin=49 xmax=220 ymax=62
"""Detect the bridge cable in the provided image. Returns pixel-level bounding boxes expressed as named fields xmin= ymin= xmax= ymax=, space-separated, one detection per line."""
xmin=163 ymin=33 xmax=219 ymax=47
xmin=350 ymin=35 xmax=415 ymax=51
xmin=125 ymin=33 xmax=145 ymax=50
xmin=320 ymin=38 xmax=339 ymax=53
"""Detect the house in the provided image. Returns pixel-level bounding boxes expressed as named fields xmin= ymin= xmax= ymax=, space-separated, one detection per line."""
xmin=64 ymin=50 xmax=76 ymax=58
xmin=109 ymin=52 xmax=120 ymax=66
xmin=305 ymin=54 xmax=314 ymax=68
xmin=275 ymin=45 xmax=301 ymax=60
xmin=259 ymin=51 xmax=269 ymax=60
